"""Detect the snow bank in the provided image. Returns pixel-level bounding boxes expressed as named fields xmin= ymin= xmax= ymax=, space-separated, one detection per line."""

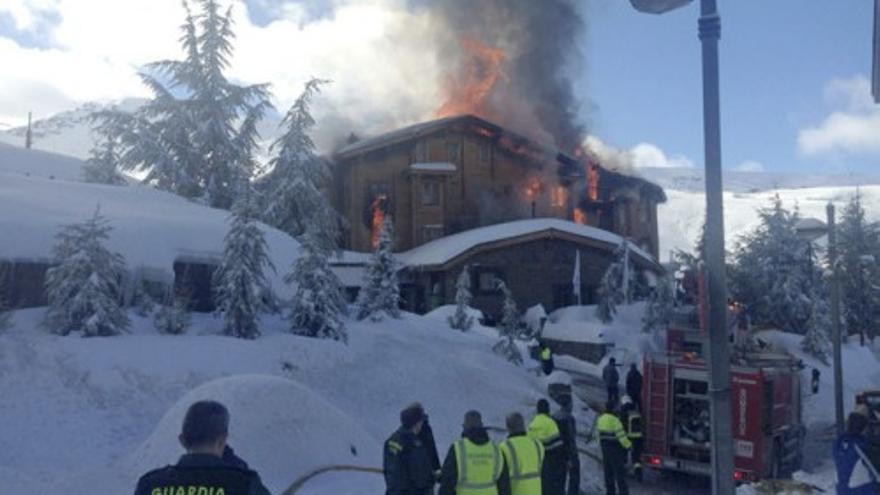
xmin=130 ymin=375 xmax=380 ymax=493
xmin=424 ymin=304 xmax=485 ymax=323
xmin=0 ymin=141 xmax=86 ymax=181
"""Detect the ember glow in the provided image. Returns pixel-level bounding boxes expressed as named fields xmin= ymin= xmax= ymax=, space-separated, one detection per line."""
xmin=524 ymin=177 xmax=542 ymax=201
xmin=436 ymin=36 xmax=506 ymax=119
xmin=551 ymin=185 xmax=568 ymax=208
xmin=573 ymin=208 xmax=588 ymax=225
xmin=370 ymin=194 xmax=388 ymax=248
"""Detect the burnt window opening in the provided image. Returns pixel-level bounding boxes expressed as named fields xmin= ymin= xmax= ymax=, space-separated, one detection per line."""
xmin=420 ymin=179 xmax=440 ymax=206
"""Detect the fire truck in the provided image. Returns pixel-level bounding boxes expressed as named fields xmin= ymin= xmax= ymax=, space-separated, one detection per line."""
xmin=640 ymin=301 xmax=806 ymax=482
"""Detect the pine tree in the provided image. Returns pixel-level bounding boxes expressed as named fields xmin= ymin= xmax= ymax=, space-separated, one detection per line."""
xmin=448 ymin=265 xmax=475 ymax=331
xmin=83 ymin=122 xmax=127 ymax=186
xmin=492 ymin=279 xmax=523 ymax=365
xmin=356 ymin=218 xmax=401 ymax=322
xmin=154 ymin=291 xmax=191 ymax=335
xmin=213 ymin=186 xmax=276 ymax=339
xmin=45 ymin=208 xmax=130 ymax=337
xmin=263 ymin=79 xmax=341 ymax=251
xmin=730 ymin=195 xmax=816 ymax=334
xmin=642 ymin=274 xmax=675 ymax=333
xmin=98 ymin=0 xmax=272 ymax=208
xmin=286 ymin=227 xmax=348 ymax=341
xmin=837 ymin=192 xmax=880 ymax=345
xmin=595 ymin=242 xmax=628 ymax=323
xmin=801 ymin=294 xmax=831 ymax=364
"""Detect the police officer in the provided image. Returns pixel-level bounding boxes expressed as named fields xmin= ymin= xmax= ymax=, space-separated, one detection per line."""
xmin=597 ymin=401 xmax=631 ymax=495
xmin=384 ymin=403 xmax=439 ymax=495
xmin=439 ymin=410 xmax=511 ymax=495
xmin=619 ymin=395 xmax=644 ymax=481
xmin=500 ymin=412 xmax=544 ymax=495
xmin=528 ymin=399 xmax=565 ymax=495
xmin=134 ymin=400 xmax=270 ymax=495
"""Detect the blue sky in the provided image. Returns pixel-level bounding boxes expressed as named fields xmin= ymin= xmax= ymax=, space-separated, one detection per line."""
xmin=1 ymin=0 xmax=877 ymax=175
xmin=586 ymin=0 xmax=879 ymax=174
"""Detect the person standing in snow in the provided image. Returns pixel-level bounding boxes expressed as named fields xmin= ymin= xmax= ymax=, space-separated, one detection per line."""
xmin=597 ymin=401 xmax=631 ymax=495
xmin=500 ymin=412 xmax=544 ymax=495
xmin=528 ymin=399 xmax=566 ymax=495
xmin=619 ymin=395 xmax=644 ymax=481
xmin=134 ymin=401 xmax=270 ymax=495
xmin=625 ymin=363 xmax=643 ymax=412
xmin=834 ymin=412 xmax=880 ymax=495
xmin=384 ymin=403 xmax=439 ymax=495
xmin=540 ymin=344 xmax=555 ymax=376
xmin=602 ymin=357 xmax=620 ymax=408
xmin=552 ymin=395 xmax=580 ymax=495
xmin=439 ymin=410 xmax=511 ymax=495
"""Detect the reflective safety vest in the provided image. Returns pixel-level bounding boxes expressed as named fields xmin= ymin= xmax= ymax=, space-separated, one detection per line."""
xmin=453 ymin=439 xmax=504 ymax=495
xmin=626 ymin=411 xmax=643 ymax=439
xmin=500 ymin=436 xmax=545 ymax=495
xmin=597 ymin=413 xmax=632 ymax=449
xmin=527 ymin=414 xmax=563 ymax=451
xmin=540 ymin=347 xmax=551 ymax=361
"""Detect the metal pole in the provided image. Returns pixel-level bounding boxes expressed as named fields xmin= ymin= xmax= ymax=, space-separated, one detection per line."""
xmin=827 ymin=203 xmax=845 ymax=434
xmin=699 ymin=0 xmax=735 ymax=492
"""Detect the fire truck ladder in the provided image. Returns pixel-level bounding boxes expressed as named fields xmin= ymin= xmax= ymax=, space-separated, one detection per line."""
xmin=646 ymin=355 xmax=673 ymax=456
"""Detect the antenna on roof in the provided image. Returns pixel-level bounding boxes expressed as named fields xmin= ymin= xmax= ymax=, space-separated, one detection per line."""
xmin=25 ymin=112 xmax=33 ymax=150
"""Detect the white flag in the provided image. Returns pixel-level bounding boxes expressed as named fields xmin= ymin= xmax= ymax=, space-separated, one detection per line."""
xmin=573 ymin=250 xmax=582 ymax=305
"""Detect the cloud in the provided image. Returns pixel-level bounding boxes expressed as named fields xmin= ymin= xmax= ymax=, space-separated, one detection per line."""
xmin=734 ymin=160 xmax=764 ymax=172
xmin=797 ymin=75 xmax=880 ymax=157
xmin=584 ymin=135 xmax=695 ymax=172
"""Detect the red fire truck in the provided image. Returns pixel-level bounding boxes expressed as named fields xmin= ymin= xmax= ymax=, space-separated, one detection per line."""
xmin=640 ymin=322 xmax=806 ymax=483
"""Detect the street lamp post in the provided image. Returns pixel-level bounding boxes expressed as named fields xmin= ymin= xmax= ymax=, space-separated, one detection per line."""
xmin=630 ymin=0 xmax=734 ymax=492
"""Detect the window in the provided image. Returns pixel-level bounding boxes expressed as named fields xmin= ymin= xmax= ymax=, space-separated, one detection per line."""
xmin=421 ymin=179 xmax=440 ymax=206
xmin=422 ymin=224 xmax=444 ymax=243
xmin=474 ymin=268 xmax=504 ymax=294
xmin=414 ymin=140 xmax=427 ymax=161
xmin=446 ymin=142 xmax=460 ymax=163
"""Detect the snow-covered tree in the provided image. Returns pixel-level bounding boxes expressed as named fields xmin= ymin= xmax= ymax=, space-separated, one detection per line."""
xmin=83 ymin=123 xmax=127 ymax=186
xmin=801 ymin=295 xmax=831 ymax=363
xmin=262 ymin=79 xmax=341 ymax=252
xmin=356 ymin=218 xmax=401 ymax=321
xmin=595 ymin=242 xmax=629 ymax=323
xmin=99 ymin=0 xmax=272 ymax=208
xmin=837 ymin=192 xmax=880 ymax=345
xmin=213 ymin=186 xmax=276 ymax=339
xmin=448 ymin=265 xmax=474 ymax=331
xmin=154 ymin=292 xmax=191 ymax=335
xmin=642 ymin=274 xmax=675 ymax=333
xmin=45 ymin=208 xmax=130 ymax=337
xmin=492 ymin=279 xmax=523 ymax=365
xmin=730 ymin=195 xmax=816 ymax=334
xmin=286 ymin=227 xmax=347 ymax=341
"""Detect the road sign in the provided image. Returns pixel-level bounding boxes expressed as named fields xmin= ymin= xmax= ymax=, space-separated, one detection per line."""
xmin=629 ymin=0 xmax=694 ymax=14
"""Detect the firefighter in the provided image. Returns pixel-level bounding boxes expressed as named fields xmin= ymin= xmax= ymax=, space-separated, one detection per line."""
xmin=619 ymin=395 xmax=644 ymax=481
xmin=552 ymin=395 xmax=580 ymax=495
xmin=625 ymin=363 xmax=643 ymax=412
xmin=833 ymin=412 xmax=879 ymax=494
xmin=384 ymin=403 xmax=438 ymax=495
xmin=500 ymin=412 xmax=544 ymax=495
xmin=597 ymin=401 xmax=631 ymax=495
xmin=439 ymin=410 xmax=511 ymax=495
xmin=134 ymin=400 xmax=270 ymax=495
xmin=602 ymin=357 xmax=620 ymax=407
xmin=528 ymin=399 xmax=566 ymax=495
xmin=540 ymin=344 xmax=555 ymax=376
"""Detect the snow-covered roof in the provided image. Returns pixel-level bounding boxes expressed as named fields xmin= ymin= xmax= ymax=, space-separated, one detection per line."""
xmin=399 ymin=218 xmax=657 ymax=269
xmin=410 ymin=162 xmax=457 ymax=172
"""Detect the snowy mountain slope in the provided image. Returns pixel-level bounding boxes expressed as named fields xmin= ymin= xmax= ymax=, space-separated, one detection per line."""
xmin=0 ymin=308 xmax=546 ymax=495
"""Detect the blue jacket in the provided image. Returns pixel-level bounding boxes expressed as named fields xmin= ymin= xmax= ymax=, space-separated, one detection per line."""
xmin=834 ymin=432 xmax=879 ymax=495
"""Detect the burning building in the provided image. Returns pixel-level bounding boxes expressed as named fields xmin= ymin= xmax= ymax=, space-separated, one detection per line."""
xmin=328 ymin=114 xmax=666 ymax=318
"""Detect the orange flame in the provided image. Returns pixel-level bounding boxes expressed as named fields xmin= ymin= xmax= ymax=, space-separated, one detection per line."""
xmin=573 ymin=208 xmax=588 ymax=225
xmin=551 ymin=185 xmax=568 ymax=208
xmin=524 ymin=177 xmax=542 ymax=201
xmin=436 ymin=37 xmax=506 ymax=119
xmin=370 ymin=194 xmax=388 ymax=249
xmin=587 ymin=162 xmax=599 ymax=202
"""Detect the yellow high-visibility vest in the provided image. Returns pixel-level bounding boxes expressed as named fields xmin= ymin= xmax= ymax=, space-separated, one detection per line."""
xmin=453 ymin=438 xmax=503 ymax=495
xmin=500 ymin=436 xmax=545 ymax=495
xmin=626 ymin=412 xmax=643 ymax=439
xmin=597 ymin=413 xmax=632 ymax=449
xmin=540 ymin=347 xmax=551 ymax=361
xmin=527 ymin=414 xmax=563 ymax=451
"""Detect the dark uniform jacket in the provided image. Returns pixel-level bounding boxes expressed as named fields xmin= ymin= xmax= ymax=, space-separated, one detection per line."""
xmin=438 ymin=427 xmax=511 ymax=495
xmin=553 ymin=409 xmax=581 ymax=495
xmin=384 ymin=426 xmax=438 ymax=494
xmin=625 ymin=368 xmax=643 ymax=403
xmin=419 ymin=418 xmax=442 ymax=474
xmin=134 ymin=453 xmax=270 ymax=495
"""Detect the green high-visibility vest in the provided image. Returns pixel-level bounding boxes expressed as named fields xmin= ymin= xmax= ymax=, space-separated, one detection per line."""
xmin=453 ymin=438 xmax=503 ymax=495
xmin=527 ymin=414 xmax=563 ymax=451
xmin=500 ymin=436 xmax=545 ymax=495
xmin=540 ymin=347 xmax=551 ymax=361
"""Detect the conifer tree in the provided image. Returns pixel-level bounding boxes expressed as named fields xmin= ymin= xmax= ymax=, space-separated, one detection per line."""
xmin=83 ymin=123 xmax=127 ymax=186
xmin=99 ymin=0 xmax=272 ymax=208
xmin=213 ymin=185 xmax=275 ymax=339
xmin=286 ymin=227 xmax=347 ymax=341
xmin=356 ymin=218 xmax=401 ymax=322
xmin=263 ymin=79 xmax=341 ymax=251
xmin=642 ymin=274 xmax=675 ymax=333
xmin=595 ymin=242 xmax=628 ymax=323
xmin=45 ymin=208 xmax=130 ymax=337
xmin=492 ymin=279 xmax=523 ymax=365
xmin=801 ymin=295 xmax=831 ymax=363
xmin=154 ymin=291 xmax=191 ymax=335
xmin=837 ymin=192 xmax=880 ymax=345
xmin=448 ymin=265 xmax=475 ymax=331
